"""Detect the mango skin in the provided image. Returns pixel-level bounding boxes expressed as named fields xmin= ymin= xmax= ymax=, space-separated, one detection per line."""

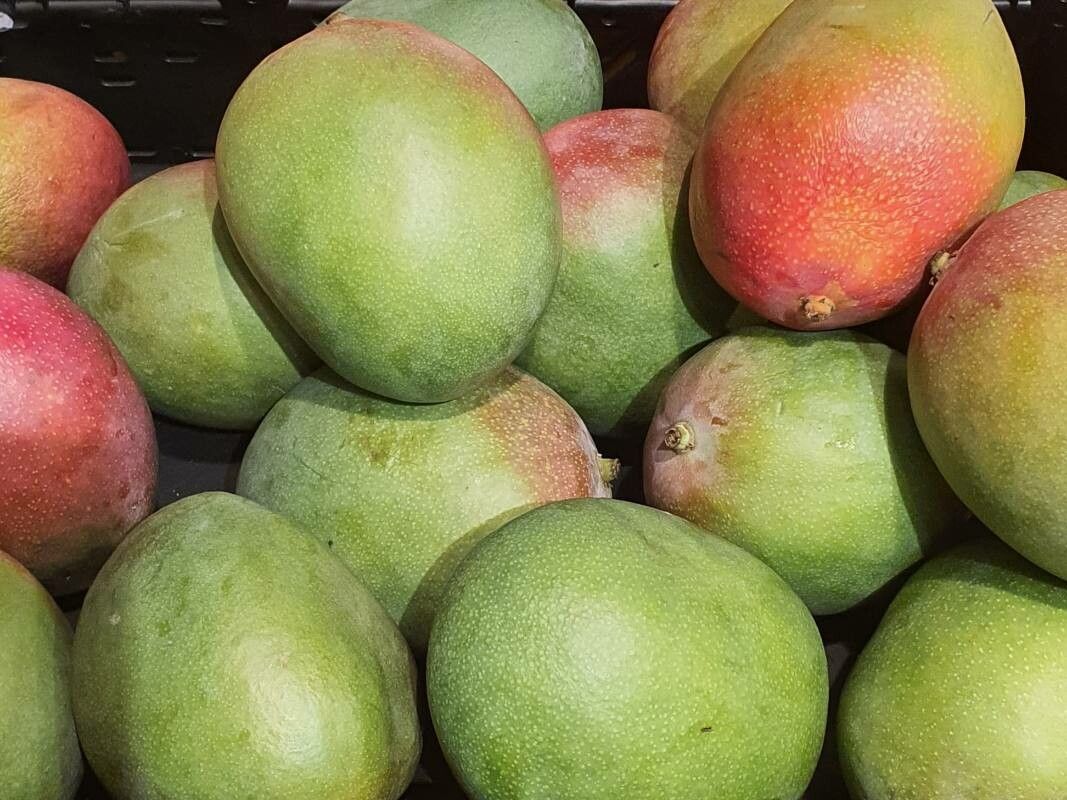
xmin=330 ymin=0 xmax=602 ymax=131
xmin=72 ymin=492 xmax=420 ymax=800
xmin=998 ymin=170 xmax=1067 ymax=210
xmin=645 ymin=327 xmax=961 ymax=615
xmin=0 ymin=272 xmax=156 ymax=595
xmin=216 ymin=19 xmax=561 ymax=403
xmin=0 ymin=552 xmax=82 ymax=800
xmin=839 ymin=538 xmax=1067 ymax=800
xmin=691 ymin=0 xmax=1024 ymax=330
xmin=238 ymin=367 xmax=610 ymax=651
xmin=909 ymin=190 xmax=1067 ymax=580
xmin=516 ymin=109 xmax=734 ymax=439
xmin=0 ymin=78 xmax=129 ymax=286
xmin=68 ymin=161 xmax=318 ymax=430
xmin=428 ymin=498 xmax=828 ymax=800
xmin=648 ymin=0 xmax=793 ymax=132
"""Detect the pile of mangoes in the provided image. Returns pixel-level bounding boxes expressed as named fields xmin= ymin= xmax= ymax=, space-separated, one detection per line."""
xmin=2 ymin=1 xmax=1066 ymax=799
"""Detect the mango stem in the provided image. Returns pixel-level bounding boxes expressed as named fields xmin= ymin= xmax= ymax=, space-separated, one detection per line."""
xmin=598 ymin=457 xmax=621 ymax=484
xmin=801 ymin=295 xmax=835 ymax=322
xmin=929 ymin=251 xmax=953 ymax=285
xmin=664 ymin=422 xmax=696 ymax=453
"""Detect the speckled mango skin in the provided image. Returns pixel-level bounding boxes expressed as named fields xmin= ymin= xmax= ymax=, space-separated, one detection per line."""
xmin=839 ymin=538 xmax=1067 ymax=799
xmin=329 ymin=0 xmax=602 ymax=131
xmin=0 ymin=272 xmax=156 ymax=595
xmin=691 ymin=0 xmax=1024 ymax=330
xmin=909 ymin=190 xmax=1067 ymax=580
xmin=67 ymin=161 xmax=319 ymax=430
xmin=72 ymin=492 xmax=420 ymax=800
xmin=427 ymin=498 xmax=828 ymax=800
xmin=0 ymin=553 xmax=82 ymax=800
xmin=998 ymin=170 xmax=1067 ymax=210
xmin=516 ymin=110 xmax=734 ymax=439
xmin=0 ymin=78 xmax=129 ymax=287
xmin=645 ymin=327 xmax=961 ymax=615
xmin=238 ymin=367 xmax=610 ymax=651
xmin=648 ymin=0 xmax=793 ymax=133
xmin=216 ymin=19 xmax=561 ymax=404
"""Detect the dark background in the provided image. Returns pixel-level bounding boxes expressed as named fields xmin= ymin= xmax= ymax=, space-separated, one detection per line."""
xmin=1 ymin=2 xmax=1063 ymax=798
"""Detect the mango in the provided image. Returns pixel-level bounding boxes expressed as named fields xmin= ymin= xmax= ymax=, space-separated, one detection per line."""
xmin=645 ymin=327 xmax=961 ymax=614
xmin=909 ymin=189 xmax=1067 ymax=579
xmin=0 ymin=552 xmax=81 ymax=800
xmin=690 ymin=0 xmax=1024 ymax=330
xmin=72 ymin=492 xmax=420 ymax=800
xmin=840 ymin=538 xmax=1067 ymax=799
xmin=68 ymin=160 xmax=318 ymax=430
xmin=998 ymin=169 xmax=1067 ymax=210
xmin=216 ymin=19 xmax=561 ymax=403
xmin=0 ymin=78 xmax=129 ymax=286
xmin=0 ymin=272 xmax=156 ymax=594
xmin=517 ymin=109 xmax=734 ymax=439
xmin=238 ymin=367 xmax=613 ymax=651
xmin=329 ymin=0 xmax=602 ymax=130
xmin=428 ymin=498 xmax=828 ymax=800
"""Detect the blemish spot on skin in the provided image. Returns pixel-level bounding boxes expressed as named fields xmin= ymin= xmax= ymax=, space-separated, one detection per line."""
xmin=109 ymin=613 xmax=121 ymax=625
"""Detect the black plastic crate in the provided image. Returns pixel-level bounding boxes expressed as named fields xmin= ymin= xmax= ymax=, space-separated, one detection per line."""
xmin=2 ymin=3 xmax=1065 ymax=799
xmin=5 ymin=0 xmax=1065 ymax=172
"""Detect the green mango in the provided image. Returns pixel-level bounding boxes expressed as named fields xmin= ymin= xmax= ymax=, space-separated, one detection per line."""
xmin=216 ymin=19 xmax=561 ymax=403
xmin=329 ymin=0 xmax=602 ymax=131
xmin=840 ymin=538 xmax=1067 ymax=799
xmin=910 ymin=189 xmax=1067 ymax=578
xmin=646 ymin=327 xmax=962 ymax=614
xmin=428 ymin=498 xmax=828 ymax=800
xmin=68 ymin=160 xmax=318 ymax=430
xmin=516 ymin=109 xmax=734 ymax=439
xmin=238 ymin=367 xmax=613 ymax=651
xmin=0 ymin=552 xmax=81 ymax=800
xmin=72 ymin=492 xmax=420 ymax=800
xmin=997 ymin=170 xmax=1067 ymax=210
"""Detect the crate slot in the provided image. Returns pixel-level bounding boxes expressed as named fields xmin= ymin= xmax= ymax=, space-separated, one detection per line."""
xmin=93 ymin=50 xmax=128 ymax=63
xmin=163 ymin=51 xmax=199 ymax=64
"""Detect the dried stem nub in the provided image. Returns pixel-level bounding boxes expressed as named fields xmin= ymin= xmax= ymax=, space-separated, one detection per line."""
xmin=664 ymin=422 xmax=696 ymax=453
